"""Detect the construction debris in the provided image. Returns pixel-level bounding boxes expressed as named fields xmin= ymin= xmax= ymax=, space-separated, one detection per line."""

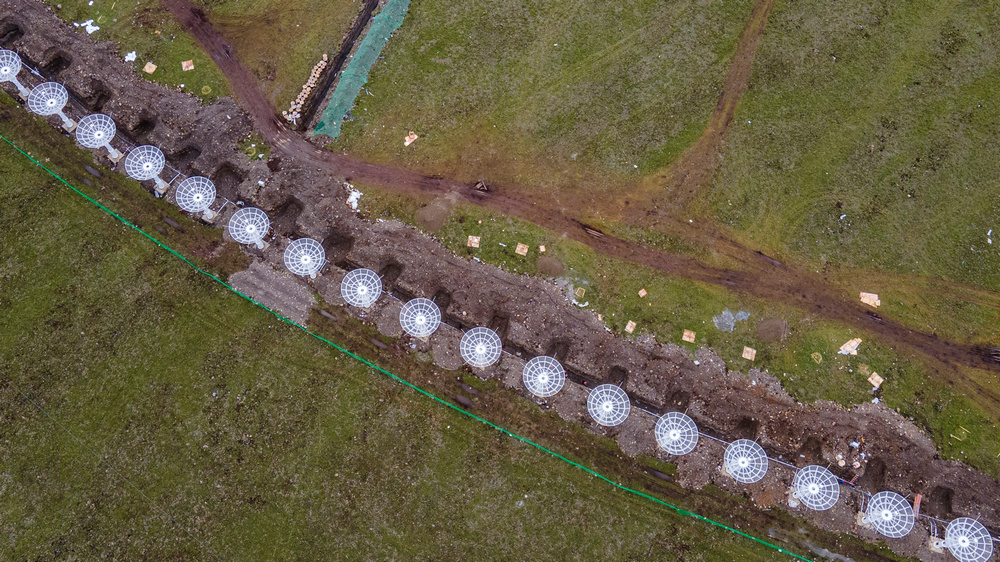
xmin=713 ymin=309 xmax=750 ymax=332
xmin=860 ymin=292 xmax=881 ymax=308
xmin=142 ymin=61 xmax=157 ymax=74
xmin=284 ymin=54 xmax=329 ymax=124
xmin=467 ymin=235 xmax=480 ymax=248
xmin=515 ymin=243 xmax=529 ymax=256
xmin=839 ymin=338 xmax=863 ymax=356
xmin=625 ymin=320 xmax=636 ymax=334
xmin=868 ymin=372 xmax=884 ymax=389
xmin=682 ymin=329 xmax=696 ymax=343
xmin=742 ymin=346 xmax=756 ymax=361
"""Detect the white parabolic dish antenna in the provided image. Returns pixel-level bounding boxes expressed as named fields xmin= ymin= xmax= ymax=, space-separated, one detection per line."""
xmin=398 ymin=297 xmax=441 ymax=338
xmin=460 ymin=327 xmax=502 ymax=368
xmin=792 ymin=465 xmax=840 ymax=511
xmin=124 ymin=145 xmax=169 ymax=191
xmin=863 ymin=491 xmax=915 ymax=538
xmin=944 ymin=517 xmax=993 ymax=562
xmin=284 ymin=238 xmax=325 ymax=278
xmin=522 ymin=356 xmax=565 ymax=398
xmin=175 ymin=176 xmax=217 ymax=217
xmin=654 ymin=411 xmax=699 ymax=456
xmin=227 ymin=207 xmax=270 ymax=249
xmin=27 ymin=81 xmax=75 ymax=130
xmin=587 ymin=384 xmax=630 ymax=426
xmin=0 ymin=49 xmax=29 ymax=98
xmin=340 ymin=268 xmax=382 ymax=308
xmin=75 ymin=114 xmax=123 ymax=160
xmin=724 ymin=439 xmax=768 ymax=484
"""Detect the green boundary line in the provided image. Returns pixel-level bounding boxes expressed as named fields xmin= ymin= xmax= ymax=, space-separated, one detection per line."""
xmin=0 ymin=133 xmax=813 ymax=562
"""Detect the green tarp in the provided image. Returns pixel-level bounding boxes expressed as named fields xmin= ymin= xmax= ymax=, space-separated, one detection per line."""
xmin=313 ymin=0 xmax=411 ymax=138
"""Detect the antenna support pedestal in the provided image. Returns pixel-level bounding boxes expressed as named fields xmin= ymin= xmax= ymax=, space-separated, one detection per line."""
xmin=154 ymin=178 xmax=170 ymax=196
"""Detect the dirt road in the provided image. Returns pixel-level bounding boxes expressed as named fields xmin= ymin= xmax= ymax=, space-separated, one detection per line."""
xmin=160 ymin=0 xmax=1000 ymax=398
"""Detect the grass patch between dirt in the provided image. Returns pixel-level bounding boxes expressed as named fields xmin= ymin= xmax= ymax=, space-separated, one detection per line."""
xmin=42 ymin=0 xmax=229 ymax=101
xmin=356 ymin=187 xmax=1000 ymax=477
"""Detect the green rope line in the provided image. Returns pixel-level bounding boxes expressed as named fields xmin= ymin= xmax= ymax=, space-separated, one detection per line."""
xmin=0 ymin=133 xmax=813 ymax=562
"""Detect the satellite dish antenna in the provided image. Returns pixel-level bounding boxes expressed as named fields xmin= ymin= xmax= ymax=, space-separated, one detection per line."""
xmin=399 ymin=297 xmax=441 ymax=338
xmin=943 ymin=518 xmax=993 ymax=562
xmin=283 ymin=238 xmax=325 ymax=278
xmin=792 ymin=465 xmax=840 ymax=511
xmin=124 ymin=145 xmax=170 ymax=195
xmin=724 ymin=439 xmax=768 ymax=484
xmin=75 ymin=114 xmax=123 ymax=162
xmin=340 ymin=268 xmax=382 ymax=308
xmin=27 ymin=81 xmax=76 ymax=132
xmin=227 ymin=207 xmax=270 ymax=249
xmin=587 ymin=384 xmax=630 ymax=426
xmin=862 ymin=491 xmax=915 ymax=538
xmin=460 ymin=327 xmax=502 ymax=368
xmin=654 ymin=411 xmax=699 ymax=455
xmin=0 ymin=49 xmax=29 ymax=99
xmin=522 ymin=356 xmax=565 ymax=398
xmin=175 ymin=176 xmax=217 ymax=219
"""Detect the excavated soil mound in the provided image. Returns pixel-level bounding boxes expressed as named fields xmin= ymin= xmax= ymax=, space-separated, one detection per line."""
xmin=415 ymin=198 xmax=452 ymax=231
xmin=536 ymin=256 xmax=564 ymax=277
xmin=757 ymin=318 xmax=789 ymax=342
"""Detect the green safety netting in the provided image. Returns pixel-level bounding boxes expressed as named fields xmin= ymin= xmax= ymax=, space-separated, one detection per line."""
xmin=313 ymin=0 xmax=411 ymax=138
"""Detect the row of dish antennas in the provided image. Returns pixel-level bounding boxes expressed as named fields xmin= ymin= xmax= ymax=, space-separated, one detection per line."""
xmin=335 ymin=267 xmax=993 ymax=562
xmin=6 ymin=51 xmax=993 ymax=562
xmin=2 ymin=50 xmax=219 ymax=212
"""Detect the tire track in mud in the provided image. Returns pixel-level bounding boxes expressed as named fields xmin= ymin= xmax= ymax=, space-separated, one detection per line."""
xmin=643 ymin=0 xmax=775 ymax=210
xmin=161 ymin=0 xmax=1000 ymax=410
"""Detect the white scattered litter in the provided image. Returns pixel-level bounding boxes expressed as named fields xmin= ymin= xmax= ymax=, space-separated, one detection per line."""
xmin=346 ymin=187 xmax=361 ymax=210
xmin=124 ymin=51 xmax=137 ymax=62
xmin=850 ymin=441 xmax=860 ymax=448
xmin=73 ymin=19 xmax=100 ymax=34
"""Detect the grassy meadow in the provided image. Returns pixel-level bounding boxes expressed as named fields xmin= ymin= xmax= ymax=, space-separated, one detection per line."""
xmin=331 ymin=0 xmax=754 ymax=194
xmin=704 ymin=0 xmax=1000 ymax=290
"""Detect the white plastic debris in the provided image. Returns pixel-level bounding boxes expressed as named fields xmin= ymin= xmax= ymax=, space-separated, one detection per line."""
xmin=124 ymin=51 xmax=137 ymax=62
xmin=74 ymin=19 xmax=100 ymax=34
xmin=345 ymin=186 xmax=361 ymax=210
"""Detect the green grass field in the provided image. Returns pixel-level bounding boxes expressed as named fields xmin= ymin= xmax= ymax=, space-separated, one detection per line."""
xmin=331 ymin=0 xmax=754 ymax=194
xmin=44 ymin=0 xmax=229 ymax=101
xmin=704 ymin=0 xmax=1000 ymax=290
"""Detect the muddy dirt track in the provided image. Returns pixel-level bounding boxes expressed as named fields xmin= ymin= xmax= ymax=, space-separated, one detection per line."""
xmin=161 ymin=0 xmax=1000 ymax=404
